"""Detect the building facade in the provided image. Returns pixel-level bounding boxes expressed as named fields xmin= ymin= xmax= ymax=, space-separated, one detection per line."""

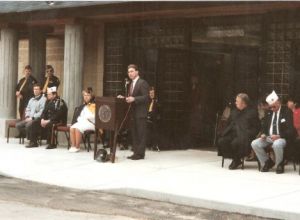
xmin=1 ymin=2 xmax=300 ymax=148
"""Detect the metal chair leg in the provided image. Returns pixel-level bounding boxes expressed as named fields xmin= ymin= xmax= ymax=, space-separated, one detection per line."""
xmin=242 ymin=158 xmax=245 ymax=170
xmin=64 ymin=132 xmax=70 ymax=148
xmin=222 ymin=157 xmax=224 ymax=168
xmin=87 ymin=134 xmax=91 ymax=152
xmin=7 ymin=127 xmax=10 ymax=143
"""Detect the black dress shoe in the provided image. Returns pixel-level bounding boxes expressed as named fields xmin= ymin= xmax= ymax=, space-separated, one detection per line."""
xmin=46 ymin=144 xmax=57 ymax=149
xmin=127 ymin=154 xmax=135 ymax=159
xmin=25 ymin=142 xmax=38 ymax=148
xmin=229 ymin=160 xmax=242 ymax=170
xmin=130 ymin=155 xmax=144 ymax=160
xmin=261 ymin=158 xmax=275 ymax=172
xmin=15 ymin=134 xmax=26 ymax=138
xmin=276 ymin=162 xmax=284 ymax=174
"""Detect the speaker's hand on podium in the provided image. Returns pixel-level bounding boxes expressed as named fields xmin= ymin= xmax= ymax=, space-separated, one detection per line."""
xmin=117 ymin=95 xmax=125 ymax=99
xmin=126 ymin=96 xmax=135 ymax=103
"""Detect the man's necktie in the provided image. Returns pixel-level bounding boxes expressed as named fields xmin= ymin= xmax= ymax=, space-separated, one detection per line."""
xmin=272 ymin=112 xmax=278 ymax=135
xmin=129 ymin=83 xmax=133 ymax=96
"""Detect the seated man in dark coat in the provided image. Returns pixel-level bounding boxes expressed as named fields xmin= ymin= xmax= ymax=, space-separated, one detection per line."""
xmin=218 ymin=93 xmax=260 ymax=169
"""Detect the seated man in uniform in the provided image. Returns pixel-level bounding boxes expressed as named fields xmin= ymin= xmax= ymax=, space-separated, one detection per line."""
xmin=251 ymin=91 xmax=296 ymax=174
xmin=16 ymin=84 xmax=46 ymax=143
xmin=218 ymin=93 xmax=260 ymax=169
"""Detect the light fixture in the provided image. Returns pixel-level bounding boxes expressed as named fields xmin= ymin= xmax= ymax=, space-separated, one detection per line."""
xmin=46 ymin=1 xmax=55 ymax=6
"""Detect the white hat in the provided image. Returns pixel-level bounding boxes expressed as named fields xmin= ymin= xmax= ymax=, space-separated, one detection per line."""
xmin=47 ymin=86 xmax=57 ymax=93
xmin=266 ymin=90 xmax=279 ymax=105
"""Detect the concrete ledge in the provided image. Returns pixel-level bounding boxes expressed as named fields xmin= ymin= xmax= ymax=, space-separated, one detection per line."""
xmin=107 ymin=188 xmax=298 ymax=220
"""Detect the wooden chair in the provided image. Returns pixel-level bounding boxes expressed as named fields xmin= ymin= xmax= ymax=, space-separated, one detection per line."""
xmin=51 ymin=123 xmax=71 ymax=149
xmin=7 ymin=110 xmax=25 ymax=144
xmin=82 ymin=130 xmax=95 ymax=152
xmin=51 ymin=107 xmax=97 ymax=151
xmin=222 ymin=156 xmax=245 ymax=169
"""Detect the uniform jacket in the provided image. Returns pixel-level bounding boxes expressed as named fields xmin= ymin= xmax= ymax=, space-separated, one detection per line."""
xmin=41 ymin=97 xmax=68 ymax=124
xmin=42 ymin=75 xmax=60 ymax=91
xmin=130 ymin=78 xmax=150 ymax=119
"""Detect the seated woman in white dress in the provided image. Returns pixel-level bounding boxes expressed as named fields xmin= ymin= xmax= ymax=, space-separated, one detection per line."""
xmin=69 ymin=87 xmax=95 ymax=153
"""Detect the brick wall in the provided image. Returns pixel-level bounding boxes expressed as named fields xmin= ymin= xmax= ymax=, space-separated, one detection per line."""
xmin=18 ymin=39 xmax=29 ymax=79
xmin=46 ymin=37 xmax=64 ymax=95
xmin=83 ymin=24 xmax=105 ymax=97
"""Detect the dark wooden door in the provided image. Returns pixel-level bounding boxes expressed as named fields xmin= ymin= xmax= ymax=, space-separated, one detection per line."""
xmin=157 ymin=49 xmax=190 ymax=149
xmin=233 ymin=47 xmax=260 ymax=101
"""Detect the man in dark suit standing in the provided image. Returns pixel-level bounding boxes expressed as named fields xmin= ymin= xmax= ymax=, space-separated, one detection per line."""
xmin=125 ymin=64 xmax=150 ymax=160
xmin=252 ymin=91 xmax=296 ymax=174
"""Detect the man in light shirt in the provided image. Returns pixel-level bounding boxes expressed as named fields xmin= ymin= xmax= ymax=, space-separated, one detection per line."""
xmin=16 ymin=84 xmax=46 ymax=147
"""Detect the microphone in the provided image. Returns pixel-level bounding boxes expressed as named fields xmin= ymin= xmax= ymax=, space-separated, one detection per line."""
xmin=125 ymin=78 xmax=130 ymax=97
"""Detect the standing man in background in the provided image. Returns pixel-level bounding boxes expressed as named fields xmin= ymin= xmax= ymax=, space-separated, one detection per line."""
xmin=42 ymin=65 xmax=60 ymax=95
xmin=16 ymin=65 xmax=37 ymax=119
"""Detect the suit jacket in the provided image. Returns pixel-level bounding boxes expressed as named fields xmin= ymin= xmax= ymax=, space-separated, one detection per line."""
xmin=262 ymin=106 xmax=296 ymax=142
xmin=130 ymin=78 xmax=149 ymax=119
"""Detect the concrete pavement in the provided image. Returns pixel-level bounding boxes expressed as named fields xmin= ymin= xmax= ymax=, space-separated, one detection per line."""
xmin=0 ymin=137 xmax=299 ymax=219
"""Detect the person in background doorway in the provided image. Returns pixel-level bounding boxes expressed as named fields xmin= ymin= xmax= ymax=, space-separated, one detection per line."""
xmin=146 ymin=87 xmax=160 ymax=151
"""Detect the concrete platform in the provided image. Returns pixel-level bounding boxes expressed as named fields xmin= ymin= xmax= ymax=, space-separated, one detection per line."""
xmin=0 ymin=137 xmax=300 ymax=220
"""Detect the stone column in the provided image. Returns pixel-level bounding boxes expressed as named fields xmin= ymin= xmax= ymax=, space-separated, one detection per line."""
xmin=63 ymin=24 xmax=84 ymax=121
xmin=0 ymin=28 xmax=19 ymax=136
xmin=29 ymin=29 xmax=46 ymax=84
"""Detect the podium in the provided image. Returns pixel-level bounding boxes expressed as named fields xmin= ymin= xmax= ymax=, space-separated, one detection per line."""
xmin=94 ymin=97 xmax=128 ymax=163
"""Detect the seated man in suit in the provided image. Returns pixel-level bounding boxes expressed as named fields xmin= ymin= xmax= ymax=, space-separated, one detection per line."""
xmin=251 ymin=91 xmax=296 ymax=174
xmin=218 ymin=93 xmax=260 ymax=169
